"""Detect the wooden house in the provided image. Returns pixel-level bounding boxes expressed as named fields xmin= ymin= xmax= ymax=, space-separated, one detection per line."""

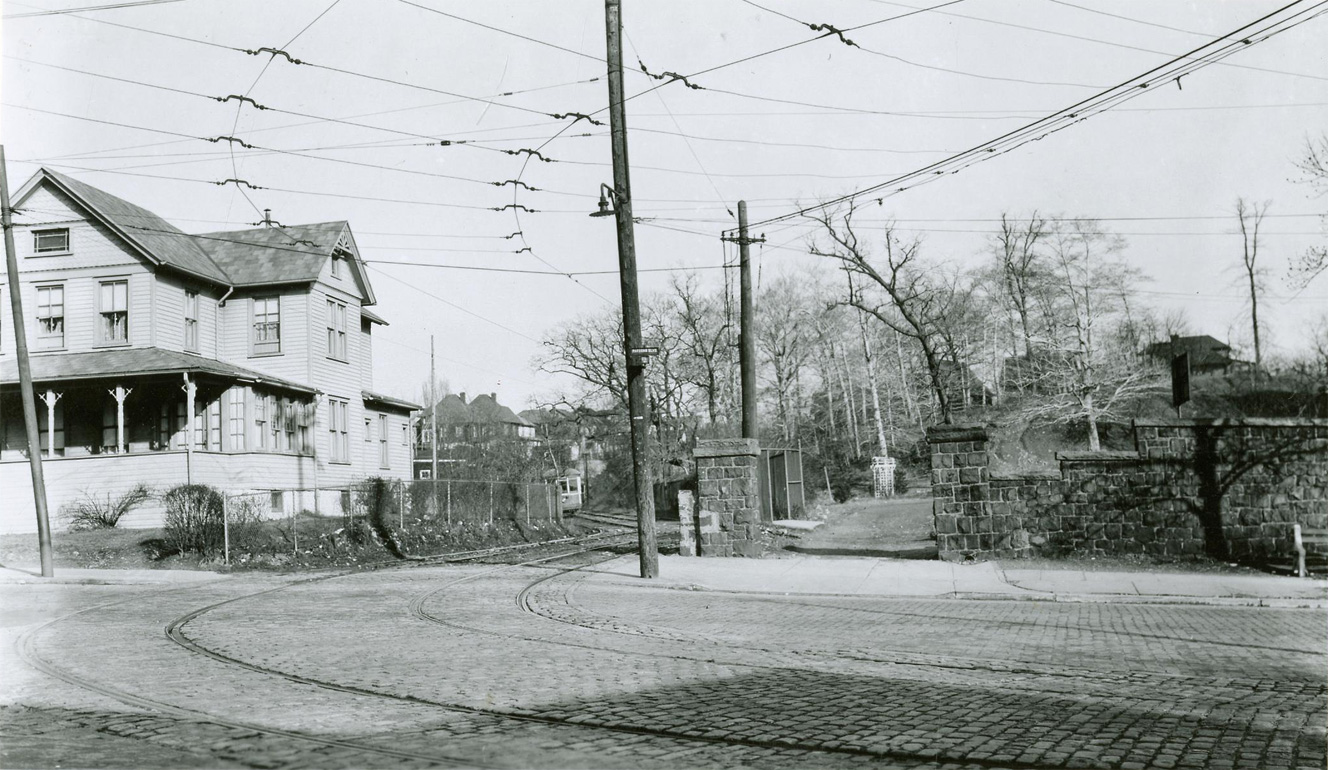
xmin=0 ymin=168 xmax=418 ymax=532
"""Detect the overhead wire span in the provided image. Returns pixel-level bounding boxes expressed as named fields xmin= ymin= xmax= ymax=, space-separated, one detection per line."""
xmin=746 ymin=0 xmax=1328 ymax=228
xmin=4 ymin=0 xmax=190 ymax=18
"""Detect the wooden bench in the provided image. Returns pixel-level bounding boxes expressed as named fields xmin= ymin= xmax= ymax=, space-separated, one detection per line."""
xmin=1294 ymin=524 xmax=1328 ymax=578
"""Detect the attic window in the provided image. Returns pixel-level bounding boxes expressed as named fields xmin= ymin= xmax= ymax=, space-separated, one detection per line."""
xmin=331 ymin=255 xmax=342 ymax=279
xmin=34 ymin=228 xmax=69 ymax=254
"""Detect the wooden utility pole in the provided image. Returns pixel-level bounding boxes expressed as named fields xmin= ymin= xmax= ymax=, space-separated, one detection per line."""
xmin=604 ymin=0 xmax=657 ymax=579
xmin=1 ymin=146 xmax=54 ymax=577
xmin=723 ymin=201 xmax=764 ymax=439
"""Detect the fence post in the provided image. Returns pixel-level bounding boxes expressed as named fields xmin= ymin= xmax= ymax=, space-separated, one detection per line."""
xmin=222 ymin=493 xmax=230 ymax=566
xmin=446 ymin=480 xmax=452 ymax=527
xmin=525 ymin=484 xmax=530 ymax=524
xmin=489 ymin=482 xmax=494 ymax=527
xmin=398 ymin=481 xmax=404 ymax=532
xmin=292 ymin=492 xmax=298 ymax=557
xmin=547 ymin=483 xmax=553 ymax=521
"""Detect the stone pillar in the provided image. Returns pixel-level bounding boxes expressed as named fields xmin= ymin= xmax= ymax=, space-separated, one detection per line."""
xmin=927 ymin=425 xmax=992 ymax=561
xmin=693 ymin=438 xmax=763 ymax=557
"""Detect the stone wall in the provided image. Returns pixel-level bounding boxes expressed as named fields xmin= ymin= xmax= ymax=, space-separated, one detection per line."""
xmin=927 ymin=418 xmax=1328 ymax=562
xmin=691 ymin=438 xmax=763 ymax=557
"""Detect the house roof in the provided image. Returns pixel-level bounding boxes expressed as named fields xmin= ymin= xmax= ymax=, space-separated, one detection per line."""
xmin=1145 ymin=335 xmax=1236 ymax=368
xmin=360 ymin=307 xmax=389 ymax=326
xmin=467 ymin=393 xmax=534 ymax=426
xmin=363 ymin=390 xmax=420 ymax=413
xmin=17 ymin=169 xmax=378 ymax=303
xmin=196 ymin=222 xmax=347 ymax=287
xmin=421 ymin=393 xmax=533 ymax=426
xmin=0 ymin=347 xmax=316 ymax=394
xmin=31 ymin=169 xmax=230 ymax=284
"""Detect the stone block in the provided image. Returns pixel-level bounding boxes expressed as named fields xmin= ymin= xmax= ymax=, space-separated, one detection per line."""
xmin=935 ymin=514 xmax=958 ymax=534
xmin=693 ymin=437 xmax=760 ymax=459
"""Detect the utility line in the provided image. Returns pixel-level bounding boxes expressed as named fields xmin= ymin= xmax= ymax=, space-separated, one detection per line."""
xmin=375 ymin=335 xmax=535 ymax=386
xmin=746 ymin=0 xmax=1328 ymax=228
xmin=368 ymin=269 xmax=543 ymax=343
xmin=4 ymin=0 xmax=189 ymax=17
xmin=863 ymin=0 xmax=1328 ymax=83
xmin=365 ymin=258 xmax=728 ymax=276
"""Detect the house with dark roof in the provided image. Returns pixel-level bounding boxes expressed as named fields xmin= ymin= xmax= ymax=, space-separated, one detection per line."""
xmin=1144 ymin=334 xmax=1243 ymax=375
xmin=412 ymin=392 xmax=535 ymax=478
xmin=0 ymin=168 xmax=419 ymax=532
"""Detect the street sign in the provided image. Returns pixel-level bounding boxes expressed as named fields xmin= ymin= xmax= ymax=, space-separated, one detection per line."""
xmin=1171 ymin=352 xmax=1191 ymax=410
xmin=630 ymin=346 xmax=659 ymax=358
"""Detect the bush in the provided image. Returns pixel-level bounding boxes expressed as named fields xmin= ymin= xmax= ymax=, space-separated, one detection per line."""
xmin=61 ymin=483 xmax=153 ymax=531
xmin=162 ymin=484 xmax=224 ymax=558
xmin=894 ymin=464 xmax=911 ymax=494
xmin=354 ymin=477 xmax=406 ymax=559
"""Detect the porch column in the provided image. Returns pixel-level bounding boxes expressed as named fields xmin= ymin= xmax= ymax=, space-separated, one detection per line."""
xmin=38 ymin=389 xmax=61 ymax=458
xmin=107 ymin=385 xmax=133 ymax=453
xmin=181 ymin=374 xmax=196 ymax=483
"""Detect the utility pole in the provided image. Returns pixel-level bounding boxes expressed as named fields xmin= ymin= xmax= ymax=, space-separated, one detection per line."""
xmin=1 ymin=145 xmax=54 ymax=578
xmin=723 ymin=201 xmax=763 ymax=440
xmin=604 ymin=0 xmax=657 ymax=579
xmin=430 ymin=335 xmax=439 ymax=485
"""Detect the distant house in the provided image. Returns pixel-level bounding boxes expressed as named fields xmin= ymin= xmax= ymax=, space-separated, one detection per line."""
xmin=0 ymin=168 xmax=419 ymax=533
xmin=413 ymin=392 xmax=535 ymax=477
xmin=1145 ymin=335 xmax=1242 ymax=375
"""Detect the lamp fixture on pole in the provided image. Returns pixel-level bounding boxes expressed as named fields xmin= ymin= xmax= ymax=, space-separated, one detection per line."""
xmin=589 ymin=183 xmax=616 ymax=218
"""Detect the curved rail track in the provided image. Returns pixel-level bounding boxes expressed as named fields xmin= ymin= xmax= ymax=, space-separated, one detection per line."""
xmin=15 ymin=533 xmax=635 ymax=769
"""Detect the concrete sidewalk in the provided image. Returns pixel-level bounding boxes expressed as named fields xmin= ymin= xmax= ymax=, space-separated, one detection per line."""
xmin=596 ymin=555 xmax=1328 ymax=607
xmin=0 ymin=564 xmax=225 ymax=585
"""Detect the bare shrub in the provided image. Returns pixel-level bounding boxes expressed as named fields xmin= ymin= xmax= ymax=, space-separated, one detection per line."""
xmin=61 ymin=484 xmax=153 ymax=531
xmin=162 ymin=484 xmax=224 ymax=557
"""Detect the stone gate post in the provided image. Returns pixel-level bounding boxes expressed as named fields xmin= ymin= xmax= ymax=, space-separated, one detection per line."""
xmin=926 ymin=425 xmax=993 ymax=561
xmin=693 ymin=438 xmax=763 ymax=557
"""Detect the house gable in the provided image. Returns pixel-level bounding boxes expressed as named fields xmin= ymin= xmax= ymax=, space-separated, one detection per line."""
xmin=14 ymin=169 xmax=229 ymax=285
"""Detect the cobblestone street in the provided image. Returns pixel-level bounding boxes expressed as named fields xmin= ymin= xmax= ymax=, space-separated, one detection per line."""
xmin=2 ymin=549 xmax=1324 ymax=770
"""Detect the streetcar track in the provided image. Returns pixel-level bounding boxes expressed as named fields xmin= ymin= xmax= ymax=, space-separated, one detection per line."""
xmin=15 ymin=533 xmax=634 ymax=769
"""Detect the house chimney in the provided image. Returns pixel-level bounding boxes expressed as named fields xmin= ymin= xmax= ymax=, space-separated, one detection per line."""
xmin=459 ymin=392 xmax=466 ymax=404
xmin=490 ymin=392 xmax=496 ymax=401
xmin=1169 ymin=333 xmax=1180 ymax=344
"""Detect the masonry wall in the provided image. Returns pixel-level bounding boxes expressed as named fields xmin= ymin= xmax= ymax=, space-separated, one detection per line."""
xmin=692 ymin=438 xmax=763 ymax=557
xmin=927 ymin=418 xmax=1328 ymax=562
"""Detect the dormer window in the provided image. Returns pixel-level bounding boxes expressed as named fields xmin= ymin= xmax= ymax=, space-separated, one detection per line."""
xmin=34 ymin=228 xmax=69 ymax=254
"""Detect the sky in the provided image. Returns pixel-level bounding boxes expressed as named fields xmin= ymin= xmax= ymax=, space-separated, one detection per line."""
xmin=2 ymin=0 xmax=1325 ymax=409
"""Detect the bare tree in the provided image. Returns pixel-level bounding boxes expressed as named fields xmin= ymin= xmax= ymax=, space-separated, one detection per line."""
xmin=807 ymin=203 xmax=966 ymax=424
xmin=1021 ymin=218 xmax=1164 ymax=451
xmin=756 ymin=273 xmax=814 ymax=441
xmin=1236 ymin=198 xmax=1271 ymax=372
xmin=670 ymin=272 xmax=733 ymax=427
xmin=991 ymin=211 xmax=1049 ymax=358
xmin=1289 ymin=133 xmax=1328 ymax=288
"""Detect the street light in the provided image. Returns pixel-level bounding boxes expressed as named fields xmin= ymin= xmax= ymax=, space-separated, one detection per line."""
xmin=589 ymin=183 xmax=616 ymax=218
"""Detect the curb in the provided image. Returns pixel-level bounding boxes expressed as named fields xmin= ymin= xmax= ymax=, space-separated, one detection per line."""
xmin=0 ymin=572 xmax=226 ymax=587
xmin=950 ymin=591 xmax=1328 ymax=609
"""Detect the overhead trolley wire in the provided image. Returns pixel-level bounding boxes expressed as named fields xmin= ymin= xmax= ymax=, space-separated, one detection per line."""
xmin=862 ymin=0 xmax=1328 ymax=83
xmin=744 ymin=0 xmax=1328 ymax=229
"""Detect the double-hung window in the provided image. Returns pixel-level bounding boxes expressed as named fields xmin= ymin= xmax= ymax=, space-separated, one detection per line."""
xmin=99 ymin=280 xmax=129 ymax=344
xmin=184 ymin=290 xmax=199 ymax=351
xmin=36 ymin=285 xmax=64 ymax=349
xmin=252 ymin=297 xmax=280 ymax=355
xmin=227 ymin=388 xmax=246 ymax=451
xmin=378 ymin=414 xmax=390 ymax=468
xmin=328 ymin=399 xmax=350 ymax=463
xmin=326 ymin=299 xmax=347 ymax=360
xmin=253 ymin=395 xmax=269 ymax=449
